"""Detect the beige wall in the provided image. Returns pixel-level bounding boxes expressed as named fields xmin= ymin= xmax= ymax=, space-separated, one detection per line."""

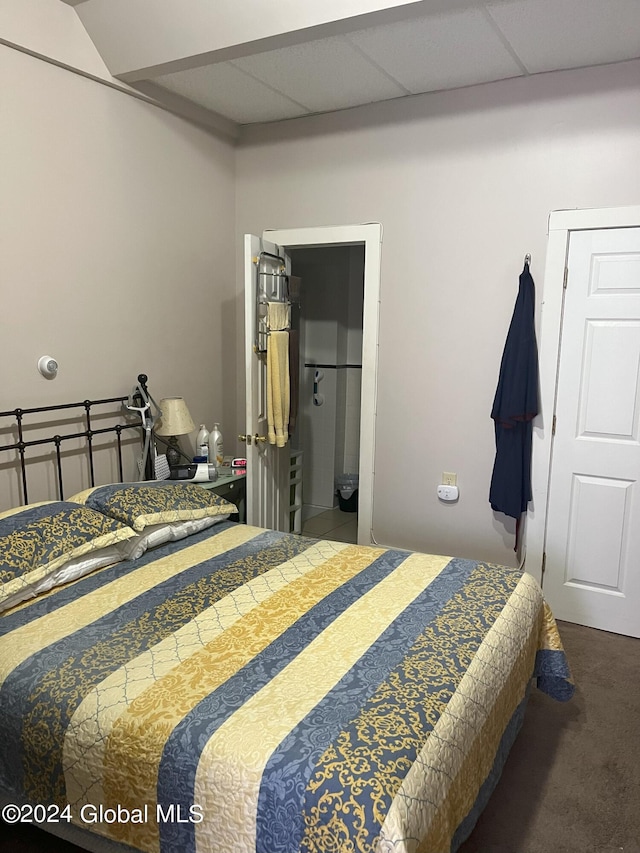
xmin=1 ymin=0 xmax=114 ymax=80
xmin=4 ymin=2 xmax=640 ymax=564
xmin=236 ymin=59 xmax=640 ymax=566
xmin=0 ymin=12 xmax=236 ymax=507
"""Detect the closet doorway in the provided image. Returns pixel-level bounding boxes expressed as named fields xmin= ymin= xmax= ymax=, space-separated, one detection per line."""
xmin=289 ymin=244 xmax=364 ymax=543
xmin=263 ymin=223 xmax=382 ymax=546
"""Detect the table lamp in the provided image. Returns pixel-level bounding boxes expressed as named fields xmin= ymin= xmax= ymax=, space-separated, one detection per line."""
xmin=155 ymin=397 xmax=195 ymax=468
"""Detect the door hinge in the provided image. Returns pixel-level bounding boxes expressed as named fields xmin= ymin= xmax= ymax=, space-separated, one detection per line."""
xmin=541 ymin=552 xmax=546 ymax=577
xmin=563 ymin=267 xmax=568 ymax=289
xmin=552 ymin=414 xmax=557 ymax=435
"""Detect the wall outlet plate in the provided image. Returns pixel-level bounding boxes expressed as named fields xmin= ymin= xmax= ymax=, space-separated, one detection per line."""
xmin=442 ymin=472 xmax=457 ymax=486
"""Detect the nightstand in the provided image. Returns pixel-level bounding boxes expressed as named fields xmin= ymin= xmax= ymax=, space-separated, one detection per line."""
xmin=198 ymin=468 xmax=246 ymax=523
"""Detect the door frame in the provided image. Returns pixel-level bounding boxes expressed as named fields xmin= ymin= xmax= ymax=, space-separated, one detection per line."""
xmin=527 ymin=205 xmax=640 ymax=587
xmin=264 ymin=223 xmax=382 ymax=546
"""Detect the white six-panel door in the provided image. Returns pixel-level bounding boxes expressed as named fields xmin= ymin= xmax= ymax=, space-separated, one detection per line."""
xmin=543 ymin=227 xmax=640 ymax=637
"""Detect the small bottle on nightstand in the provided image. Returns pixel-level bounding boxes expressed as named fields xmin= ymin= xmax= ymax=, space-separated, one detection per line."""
xmin=209 ymin=423 xmax=224 ymax=468
xmin=196 ymin=424 xmax=210 ymax=461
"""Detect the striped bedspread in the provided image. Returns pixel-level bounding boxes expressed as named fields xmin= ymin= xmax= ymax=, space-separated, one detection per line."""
xmin=0 ymin=522 xmax=572 ymax=853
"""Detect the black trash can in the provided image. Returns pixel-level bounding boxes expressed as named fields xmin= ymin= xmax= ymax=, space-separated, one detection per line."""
xmin=336 ymin=474 xmax=359 ymax=513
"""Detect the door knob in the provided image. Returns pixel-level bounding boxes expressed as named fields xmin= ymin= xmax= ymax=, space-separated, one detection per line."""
xmin=254 ymin=434 xmax=267 ymax=443
xmin=238 ymin=434 xmax=252 ymax=444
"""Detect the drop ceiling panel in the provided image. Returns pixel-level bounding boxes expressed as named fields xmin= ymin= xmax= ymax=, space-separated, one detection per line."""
xmin=77 ymin=0 xmax=640 ymax=126
xmin=233 ymin=36 xmax=408 ymax=113
xmin=348 ymin=8 xmax=525 ymax=94
xmin=153 ymin=62 xmax=308 ymax=124
xmin=487 ymin=0 xmax=640 ymax=73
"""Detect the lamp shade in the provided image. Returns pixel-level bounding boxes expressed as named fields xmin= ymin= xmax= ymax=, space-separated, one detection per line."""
xmin=155 ymin=397 xmax=195 ymax=437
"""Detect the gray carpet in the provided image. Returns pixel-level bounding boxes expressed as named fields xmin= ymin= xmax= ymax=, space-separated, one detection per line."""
xmin=458 ymin=620 xmax=640 ymax=853
xmin=1 ymin=621 xmax=638 ymax=853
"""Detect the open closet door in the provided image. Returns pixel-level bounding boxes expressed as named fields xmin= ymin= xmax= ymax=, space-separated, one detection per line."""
xmin=243 ymin=234 xmax=292 ymax=530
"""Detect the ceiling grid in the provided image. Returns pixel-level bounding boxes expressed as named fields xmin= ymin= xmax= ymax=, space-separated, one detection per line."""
xmin=63 ymin=0 xmax=640 ymax=128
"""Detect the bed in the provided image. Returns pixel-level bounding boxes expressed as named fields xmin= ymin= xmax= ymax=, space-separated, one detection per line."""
xmin=0 ymin=479 xmax=573 ymax=853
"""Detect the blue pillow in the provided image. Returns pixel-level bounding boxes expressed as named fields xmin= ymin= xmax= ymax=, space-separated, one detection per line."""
xmin=0 ymin=501 xmax=136 ymax=612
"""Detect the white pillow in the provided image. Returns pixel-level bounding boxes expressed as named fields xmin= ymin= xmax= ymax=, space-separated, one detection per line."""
xmin=119 ymin=516 xmax=226 ymax=560
xmin=0 ymin=545 xmax=126 ymax=613
xmin=31 ymin=546 xmax=125 ymax=592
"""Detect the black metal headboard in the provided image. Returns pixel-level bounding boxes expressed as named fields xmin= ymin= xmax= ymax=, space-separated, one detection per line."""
xmin=0 ymin=374 xmax=153 ymax=505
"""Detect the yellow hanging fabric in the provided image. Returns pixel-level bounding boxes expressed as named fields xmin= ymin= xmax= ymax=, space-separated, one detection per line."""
xmin=266 ymin=331 xmax=290 ymax=447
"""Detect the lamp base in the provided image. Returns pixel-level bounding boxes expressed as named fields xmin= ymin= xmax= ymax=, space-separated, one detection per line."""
xmin=166 ymin=436 xmax=181 ymax=468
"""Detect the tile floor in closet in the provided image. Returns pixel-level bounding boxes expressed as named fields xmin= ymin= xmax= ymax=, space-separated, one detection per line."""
xmin=301 ymin=507 xmax=358 ymax=543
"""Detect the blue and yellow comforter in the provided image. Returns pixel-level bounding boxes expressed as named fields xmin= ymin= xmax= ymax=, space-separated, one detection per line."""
xmin=0 ymin=522 xmax=572 ymax=853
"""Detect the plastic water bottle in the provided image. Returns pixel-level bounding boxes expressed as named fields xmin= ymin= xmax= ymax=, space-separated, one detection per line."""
xmin=209 ymin=423 xmax=224 ymax=468
xmin=196 ymin=424 xmax=210 ymax=461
